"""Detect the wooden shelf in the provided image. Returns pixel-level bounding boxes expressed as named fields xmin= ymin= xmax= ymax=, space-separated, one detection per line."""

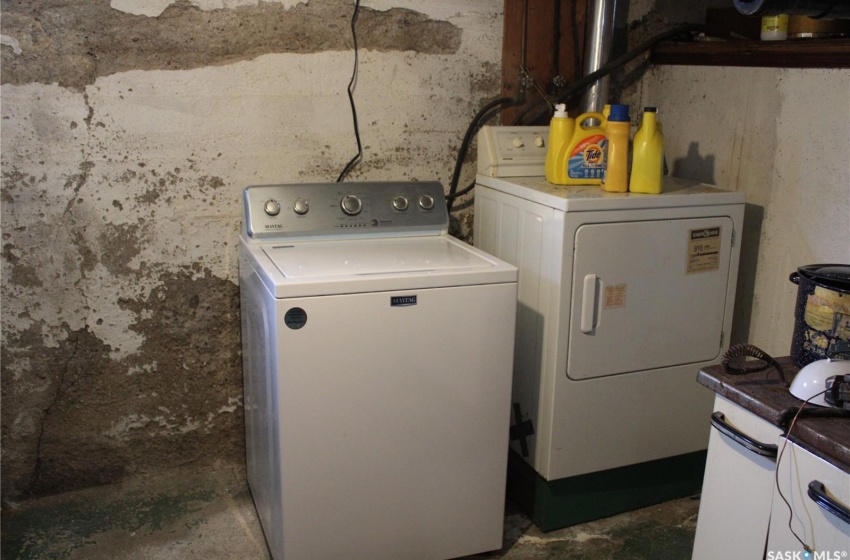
xmin=651 ymin=38 xmax=850 ymax=68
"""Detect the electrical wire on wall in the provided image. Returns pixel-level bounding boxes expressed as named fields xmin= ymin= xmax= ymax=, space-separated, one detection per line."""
xmin=337 ymin=0 xmax=363 ymax=183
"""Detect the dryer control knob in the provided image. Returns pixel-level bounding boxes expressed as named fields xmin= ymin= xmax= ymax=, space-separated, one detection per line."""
xmin=264 ymin=199 xmax=281 ymax=216
xmin=293 ymin=198 xmax=309 ymax=215
xmin=512 ymin=137 xmax=524 ymax=148
xmin=340 ymin=194 xmax=363 ymax=216
xmin=418 ymin=194 xmax=435 ymax=211
xmin=534 ymin=136 xmax=545 ymax=147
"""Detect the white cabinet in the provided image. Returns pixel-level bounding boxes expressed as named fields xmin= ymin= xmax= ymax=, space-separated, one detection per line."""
xmin=766 ymin=437 xmax=850 ymax=557
xmin=692 ymin=394 xmax=783 ymax=559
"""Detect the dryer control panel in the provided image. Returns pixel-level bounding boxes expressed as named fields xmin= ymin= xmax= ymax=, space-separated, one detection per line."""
xmin=477 ymin=125 xmax=548 ymax=178
xmin=243 ymin=181 xmax=449 ymax=240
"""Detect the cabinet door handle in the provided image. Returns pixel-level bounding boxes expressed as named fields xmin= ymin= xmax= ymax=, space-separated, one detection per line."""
xmin=807 ymin=480 xmax=850 ymax=525
xmin=710 ymin=411 xmax=778 ymax=458
xmin=580 ymin=274 xmax=598 ymax=334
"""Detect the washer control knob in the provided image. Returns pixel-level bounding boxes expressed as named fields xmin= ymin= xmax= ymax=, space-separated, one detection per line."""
xmin=292 ymin=198 xmax=309 ymax=215
xmin=512 ymin=137 xmax=524 ymax=148
xmin=418 ymin=194 xmax=435 ymax=211
xmin=264 ymin=199 xmax=281 ymax=216
xmin=534 ymin=136 xmax=545 ymax=148
xmin=393 ymin=196 xmax=409 ymax=211
xmin=340 ymin=194 xmax=363 ymax=216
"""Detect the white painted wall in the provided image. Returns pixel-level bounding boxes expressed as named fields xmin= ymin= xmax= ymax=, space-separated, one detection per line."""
xmin=634 ymin=66 xmax=850 ymax=355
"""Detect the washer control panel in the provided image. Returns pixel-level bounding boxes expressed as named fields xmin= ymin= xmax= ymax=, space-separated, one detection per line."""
xmin=243 ymin=181 xmax=448 ymax=239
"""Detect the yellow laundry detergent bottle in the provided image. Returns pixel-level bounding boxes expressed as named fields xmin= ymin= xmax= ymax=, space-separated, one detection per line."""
xmin=550 ymin=112 xmax=607 ymax=185
xmin=629 ymin=107 xmax=665 ymax=194
xmin=545 ymin=104 xmax=575 ymax=184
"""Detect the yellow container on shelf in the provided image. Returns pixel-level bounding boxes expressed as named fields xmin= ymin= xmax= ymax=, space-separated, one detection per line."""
xmin=548 ymin=111 xmax=607 ymax=185
xmin=629 ymin=107 xmax=664 ymax=194
xmin=545 ymin=104 xmax=576 ymax=185
xmin=761 ymin=14 xmax=789 ymax=40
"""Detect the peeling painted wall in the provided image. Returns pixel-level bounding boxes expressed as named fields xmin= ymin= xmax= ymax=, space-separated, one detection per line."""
xmin=632 ymin=66 xmax=850 ymax=355
xmin=618 ymin=3 xmax=849 ymax=356
xmin=1 ymin=0 xmax=503 ymax=500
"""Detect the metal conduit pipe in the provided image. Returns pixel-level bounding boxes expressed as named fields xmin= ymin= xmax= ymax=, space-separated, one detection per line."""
xmin=580 ymin=0 xmax=618 ymax=117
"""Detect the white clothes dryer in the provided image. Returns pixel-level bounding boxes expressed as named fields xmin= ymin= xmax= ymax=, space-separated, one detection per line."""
xmin=474 ymin=126 xmax=745 ymax=530
xmin=239 ymin=181 xmax=517 ymax=560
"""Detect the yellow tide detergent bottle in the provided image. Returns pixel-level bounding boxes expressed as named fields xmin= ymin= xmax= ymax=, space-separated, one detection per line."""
xmin=545 ymin=104 xmax=575 ymax=184
xmin=548 ymin=111 xmax=608 ymax=185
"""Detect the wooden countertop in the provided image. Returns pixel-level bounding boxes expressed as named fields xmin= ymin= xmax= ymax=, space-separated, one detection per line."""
xmin=698 ymin=356 xmax=850 ymax=473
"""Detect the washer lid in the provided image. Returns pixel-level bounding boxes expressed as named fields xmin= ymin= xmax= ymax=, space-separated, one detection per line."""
xmin=264 ymin=236 xmax=498 ymax=279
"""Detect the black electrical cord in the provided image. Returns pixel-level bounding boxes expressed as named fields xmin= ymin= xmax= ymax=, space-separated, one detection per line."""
xmin=774 ymin=390 xmax=829 ymax=556
xmin=722 ymin=343 xmax=787 ymax=384
xmin=336 ymin=0 xmax=363 ymax=183
xmin=512 ymin=23 xmax=702 ymax=126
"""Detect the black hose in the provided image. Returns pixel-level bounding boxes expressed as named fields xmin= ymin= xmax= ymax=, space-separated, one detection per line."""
xmin=513 ymin=23 xmax=702 ymax=126
xmin=446 ymin=95 xmax=520 ymax=211
xmin=447 ymin=22 xmax=703 ymax=212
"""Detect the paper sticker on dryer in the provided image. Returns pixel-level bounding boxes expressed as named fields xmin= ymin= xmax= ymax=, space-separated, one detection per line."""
xmin=604 ymin=284 xmax=627 ymax=309
xmin=687 ymin=227 xmax=721 ymax=274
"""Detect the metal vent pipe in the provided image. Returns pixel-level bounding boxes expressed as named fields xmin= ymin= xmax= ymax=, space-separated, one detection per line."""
xmin=580 ymin=0 xmax=617 ymax=116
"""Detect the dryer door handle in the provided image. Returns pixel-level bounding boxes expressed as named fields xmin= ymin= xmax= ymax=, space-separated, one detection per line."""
xmin=580 ymin=274 xmax=598 ymax=334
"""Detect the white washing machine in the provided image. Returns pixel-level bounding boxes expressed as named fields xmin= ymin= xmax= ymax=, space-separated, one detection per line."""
xmin=473 ymin=126 xmax=745 ymax=529
xmin=239 ymin=181 xmax=518 ymax=560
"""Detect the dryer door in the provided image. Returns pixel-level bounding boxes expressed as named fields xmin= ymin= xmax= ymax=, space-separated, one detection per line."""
xmin=567 ymin=217 xmax=734 ymax=380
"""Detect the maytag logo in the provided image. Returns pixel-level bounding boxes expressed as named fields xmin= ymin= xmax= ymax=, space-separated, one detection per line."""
xmin=264 ymin=224 xmax=283 ymax=229
xmin=391 ymin=295 xmax=417 ymax=307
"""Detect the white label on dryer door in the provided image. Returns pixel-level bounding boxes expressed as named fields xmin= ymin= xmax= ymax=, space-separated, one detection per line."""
xmin=688 ymin=227 xmax=722 ymax=274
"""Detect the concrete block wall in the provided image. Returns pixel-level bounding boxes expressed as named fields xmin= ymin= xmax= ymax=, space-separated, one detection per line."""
xmin=1 ymin=0 xmax=502 ymax=500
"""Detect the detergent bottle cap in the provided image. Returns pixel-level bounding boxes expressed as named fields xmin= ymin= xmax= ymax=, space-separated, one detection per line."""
xmin=553 ymin=103 xmax=568 ymax=118
xmin=644 ymin=106 xmax=658 ymax=113
xmin=609 ymin=104 xmax=629 ymax=122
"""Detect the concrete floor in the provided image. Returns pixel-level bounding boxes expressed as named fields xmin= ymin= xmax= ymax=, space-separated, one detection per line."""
xmin=2 ymin=464 xmax=700 ymax=560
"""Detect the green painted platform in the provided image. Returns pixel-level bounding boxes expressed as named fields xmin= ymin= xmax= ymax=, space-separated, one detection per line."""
xmin=506 ymin=449 xmax=707 ymax=533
